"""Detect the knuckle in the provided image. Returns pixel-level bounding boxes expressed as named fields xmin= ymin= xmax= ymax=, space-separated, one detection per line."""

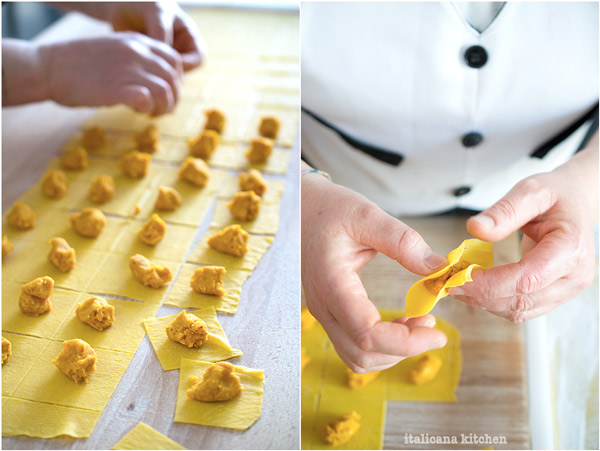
xmin=355 ymin=330 xmax=373 ymax=353
xmin=491 ymin=198 xmax=518 ymax=224
xmin=511 ymin=294 xmax=535 ymax=313
xmin=517 ymin=176 xmax=543 ymax=196
xmin=506 ymin=311 xmax=527 ymax=323
xmin=516 ymin=268 xmax=543 ymax=295
xmin=396 ymin=227 xmax=422 ymax=252
xmin=350 ymin=352 xmax=371 ymax=373
xmin=355 ymin=203 xmax=379 ymax=225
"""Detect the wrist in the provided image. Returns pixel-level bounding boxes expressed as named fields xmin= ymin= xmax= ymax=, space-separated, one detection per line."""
xmin=37 ymin=44 xmax=54 ymax=102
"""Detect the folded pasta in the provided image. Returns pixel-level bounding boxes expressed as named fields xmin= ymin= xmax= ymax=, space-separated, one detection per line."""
xmin=405 ymin=239 xmax=493 ymax=317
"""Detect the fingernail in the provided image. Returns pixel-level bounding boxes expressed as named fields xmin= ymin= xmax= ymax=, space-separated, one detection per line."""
xmin=472 ymin=214 xmax=495 ymax=229
xmin=424 ymin=251 xmax=447 ymax=270
xmin=449 ymin=287 xmax=464 ymax=296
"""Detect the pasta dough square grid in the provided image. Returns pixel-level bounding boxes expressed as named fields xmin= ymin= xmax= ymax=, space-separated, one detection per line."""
xmin=9 ymin=248 xmax=112 ymax=293
xmin=12 ymin=341 xmax=134 ymax=411
xmin=218 ymin=175 xmax=286 ymax=204
xmin=2 ymin=396 xmax=102 ymax=439
xmin=112 ymin=219 xmax=198 ymax=263
xmin=2 ymin=333 xmax=51 ymax=397
xmin=208 ymin=145 xmax=292 ymax=175
xmin=164 ymin=263 xmax=252 ymax=314
xmin=187 ymin=228 xmax=273 ymax=271
xmin=135 ymin=167 xmax=228 ymax=227
xmin=174 ymin=358 xmax=264 ymax=430
xmin=87 ymin=253 xmax=179 ymax=304
xmin=2 ymin=282 xmax=85 ymax=339
xmin=54 ymin=297 xmax=161 ymax=354
xmin=111 ymin=422 xmax=186 ymax=450
xmin=142 ymin=306 xmax=243 ymax=371
xmin=210 ymin=199 xmax=280 ymax=236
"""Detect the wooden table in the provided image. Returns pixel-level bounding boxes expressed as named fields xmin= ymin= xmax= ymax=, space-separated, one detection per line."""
xmin=2 ymin=6 xmax=299 ymax=450
xmin=303 ymin=214 xmax=530 ymax=450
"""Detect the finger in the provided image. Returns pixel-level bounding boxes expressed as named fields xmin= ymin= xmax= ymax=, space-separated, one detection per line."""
xmin=393 ymin=315 xmax=437 ymax=328
xmin=354 ymin=205 xmax=447 ymax=275
xmin=173 ymin=16 xmax=206 ymax=70
xmin=142 ymin=56 xmax=180 ymax=106
xmin=115 ymin=85 xmax=154 ymax=114
xmin=140 ymin=73 xmax=174 ymax=116
xmin=325 ymin=267 xmax=447 ymax=357
xmin=453 ymin=275 xmax=574 ymax=312
xmin=474 ymin=298 xmax=567 ymax=323
xmin=145 ymin=11 xmax=174 ymax=46
xmin=450 ymin=230 xmax=573 ymax=300
xmin=136 ymin=33 xmax=184 ymax=77
xmin=467 ymin=176 xmax=555 ymax=242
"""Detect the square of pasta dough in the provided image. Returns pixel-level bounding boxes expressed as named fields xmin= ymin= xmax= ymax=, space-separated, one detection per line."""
xmin=12 ymin=341 xmax=134 ymax=411
xmin=111 ymin=422 xmax=186 ymax=450
xmin=210 ymin=199 xmax=280 ymax=235
xmin=1 ymin=241 xmax=40 ymax=282
xmin=2 ymin=333 xmax=51 ymax=396
xmin=2 ymin=396 xmax=101 ymax=439
xmin=112 ymin=219 xmax=197 ymax=263
xmin=87 ymin=253 xmax=179 ymax=304
xmin=308 ymin=392 xmax=386 ymax=450
xmin=301 ymin=391 xmax=318 ymax=451
xmin=54 ymin=297 xmax=161 ymax=354
xmin=142 ymin=306 xmax=243 ymax=371
xmin=164 ymin=264 xmax=251 ymax=314
xmin=11 ymin=248 xmax=112 ymax=293
xmin=136 ymin=167 xmax=227 ymax=227
xmin=208 ymin=145 xmax=292 ymax=175
xmin=187 ymin=228 xmax=273 ymax=271
xmin=2 ymin=282 xmax=84 ymax=339
xmin=174 ymin=358 xmax=264 ymax=430
xmin=218 ymin=174 xmax=285 ymax=204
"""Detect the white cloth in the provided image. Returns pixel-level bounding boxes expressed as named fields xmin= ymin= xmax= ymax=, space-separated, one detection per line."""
xmin=454 ymin=2 xmax=505 ymax=32
xmin=301 ymin=2 xmax=599 ymax=216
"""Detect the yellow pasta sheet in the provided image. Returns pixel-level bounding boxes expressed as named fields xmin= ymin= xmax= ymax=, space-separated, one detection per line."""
xmin=112 ymin=422 xmax=186 ymax=450
xmin=112 ymin=219 xmax=197 ymax=263
xmin=12 ymin=340 xmax=134 ymax=411
xmin=174 ymin=358 xmax=264 ymax=430
xmin=136 ymin=167 xmax=227 ymax=227
xmin=187 ymin=228 xmax=273 ymax=271
xmin=164 ymin=264 xmax=252 ymax=314
xmin=218 ymin=174 xmax=286 ymax=204
xmin=87 ymin=253 xmax=179 ymax=304
xmin=210 ymin=199 xmax=280 ymax=235
xmin=208 ymin=145 xmax=292 ymax=175
xmin=2 ymin=282 xmax=84 ymax=339
xmin=2 ymin=333 xmax=51 ymax=396
xmin=142 ymin=306 xmax=243 ymax=371
xmin=2 ymin=396 xmax=101 ymax=439
xmin=54 ymin=297 xmax=161 ymax=354
xmin=405 ymin=239 xmax=493 ymax=318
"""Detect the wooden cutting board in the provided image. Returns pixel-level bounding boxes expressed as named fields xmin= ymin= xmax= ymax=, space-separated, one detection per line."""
xmin=350 ymin=214 xmax=530 ymax=450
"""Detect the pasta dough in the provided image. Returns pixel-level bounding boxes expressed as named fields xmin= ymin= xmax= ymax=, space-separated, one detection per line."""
xmin=208 ymin=145 xmax=292 ymax=175
xmin=111 ymin=422 xmax=186 ymax=450
xmin=2 ymin=397 xmax=101 ymax=439
xmin=188 ymin=228 xmax=273 ymax=271
xmin=174 ymin=358 xmax=264 ymax=430
xmin=12 ymin=341 xmax=134 ymax=411
xmin=211 ymin=199 xmax=280 ymax=235
xmin=405 ymin=239 xmax=493 ymax=318
xmin=165 ymin=264 xmax=251 ymax=314
xmin=2 ymin=281 xmax=83 ymax=339
xmin=87 ymin=253 xmax=178 ymax=304
xmin=55 ymin=297 xmax=160 ymax=354
xmin=142 ymin=307 xmax=243 ymax=371
xmin=1 ymin=333 xmax=50 ymax=396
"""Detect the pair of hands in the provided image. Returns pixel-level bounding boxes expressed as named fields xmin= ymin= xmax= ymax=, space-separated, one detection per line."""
xmin=301 ymin=144 xmax=597 ymax=373
xmin=11 ymin=2 xmax=205 ymax=115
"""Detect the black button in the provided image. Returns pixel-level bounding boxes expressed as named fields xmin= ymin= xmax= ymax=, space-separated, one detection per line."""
xmin=453 ymin=186 xmax=471 ymax=197
xmin=462 ymin=132 xmax=483 ymax=147
xmin=464 ymin=45 xmax=487 ymax=68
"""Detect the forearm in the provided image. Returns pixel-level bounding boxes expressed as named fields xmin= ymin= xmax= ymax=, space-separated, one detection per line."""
xmin=2 ymin=40 xmax=49 ymax=106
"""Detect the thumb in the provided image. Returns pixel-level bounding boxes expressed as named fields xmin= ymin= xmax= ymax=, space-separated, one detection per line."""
xmin=467 ymin=177 xmax=555 ymax=242
xmin=356 ymin=206 xmax=447 ymax=275
xmin=116 ymin=85 xmax=154 ymax=114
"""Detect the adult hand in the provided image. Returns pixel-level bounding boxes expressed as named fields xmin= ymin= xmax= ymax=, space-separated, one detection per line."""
xmin=302 ymin=167 xmax=448 ymax=373
xmin=39 ymin=33 xmax=182 ymax=115
xmin=104 ymin=2 xmax=206 ymax=71
xmin=450 ymin=141 xmax=598 ymax=322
